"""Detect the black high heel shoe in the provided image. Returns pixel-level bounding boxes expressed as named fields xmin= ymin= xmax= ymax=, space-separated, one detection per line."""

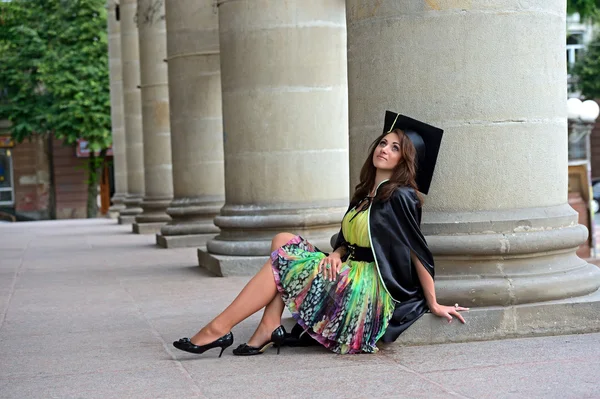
xmin=172 ymin=332 xmax=234 ymax=358
xmin=232 ymin=325 xmax=286 ymax=356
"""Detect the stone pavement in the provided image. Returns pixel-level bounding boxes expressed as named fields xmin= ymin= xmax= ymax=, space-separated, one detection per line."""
xmin=1 ymin=219 xmax=599 ymax=399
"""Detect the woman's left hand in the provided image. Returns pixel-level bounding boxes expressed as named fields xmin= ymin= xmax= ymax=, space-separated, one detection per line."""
xmin=430 ymin=303 xmax=469 ymax=324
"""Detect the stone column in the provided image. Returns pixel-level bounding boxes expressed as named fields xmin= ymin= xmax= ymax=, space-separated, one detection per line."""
xmin=107 ymin=1 xmax=128 ymax=217
xmin=346 ymin=0 xmax=600 ymax=343
xmin=118 ymin=0 xmax=144 ymax=224
xmin=156 ymin=0 xmax=224 ymax=248
xmin=132 ymin=0 xmax=174 ymax=234
xmin=198 ymin=0 xmax=349 ymax=276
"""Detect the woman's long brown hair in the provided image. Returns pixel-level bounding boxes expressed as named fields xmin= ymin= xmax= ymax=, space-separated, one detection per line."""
xmin=350 ymin=129 xmax=424 ymax=207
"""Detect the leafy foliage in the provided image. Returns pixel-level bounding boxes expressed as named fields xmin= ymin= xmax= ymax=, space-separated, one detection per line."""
xmin=573 ymin=33 xmax=600 ymax=99
xmin=0 ymin=0 xmax=111 ymax=150
xmin=0 ymin=2 xmax=52 ymax=139
xmin=0 ymin=0 xmax=111 ymax=217
xmin=568 ymin=0 xmax=600 ymax=21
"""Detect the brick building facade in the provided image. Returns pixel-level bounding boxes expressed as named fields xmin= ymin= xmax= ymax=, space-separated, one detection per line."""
xmin=0 ymin=126 xmax=91 ymax=221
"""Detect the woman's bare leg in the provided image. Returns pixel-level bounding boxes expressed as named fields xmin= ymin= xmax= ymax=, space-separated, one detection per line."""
xmin=190 ymin=233 xmax=296 ymax=345
xmin=246 ymin=291 xmax=286 ymax=347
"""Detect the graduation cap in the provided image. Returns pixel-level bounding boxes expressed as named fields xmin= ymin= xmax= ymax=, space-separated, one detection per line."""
xmin=382 ymin=111 xmax=443 ymax=195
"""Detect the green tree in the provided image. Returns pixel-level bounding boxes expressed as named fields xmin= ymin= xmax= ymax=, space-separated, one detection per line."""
xmin=573 ymin=33 xmax=600 ymax=99
xmin=0 ymin=0 xmax=111 ymax=218
xmin=568 ymin=0 xmax=600 ymax=21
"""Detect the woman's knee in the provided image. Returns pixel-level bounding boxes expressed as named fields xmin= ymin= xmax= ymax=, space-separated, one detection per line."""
xmin=271 ymin=232 xmax=296 ymax=250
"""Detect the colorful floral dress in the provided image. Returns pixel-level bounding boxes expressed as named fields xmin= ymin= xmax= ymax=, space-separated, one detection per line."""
xmin=270 ymin=206 xmax=395 ymax=354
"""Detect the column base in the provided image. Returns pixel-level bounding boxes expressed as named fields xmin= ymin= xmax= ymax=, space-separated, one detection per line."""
xmin=118 ymin=215 xmax=137 ymax=224
xmin=423 ymin=204 xmax=600 ymax=307
xmin=208 ymin=235 xmax=334 ymax=258
xmin=198 ymin=247 xmax=267 ymax=277
xmin=108 ymin=203 xmax=126 ymax=214
xmin=201 ymin=203 xmax=346 ymax=274
xmin=110 ymin=192 xmax=127 ymax=212
xmin=157 ymin=197 xmax=222 ymax=248
xmin=207 ymin=202 xmax=346 ymax=256
xmin=132 ymin=222 xmax=166 ymax=234
xmin=156 ymin=233 xmax=216 ymax=249
xmin=107 ymin=209 xmax=123 ymax=219
xmin=108 ymin=198 xmax=125 ymax=220
xmin=388 ymin=289 xmax=600 ymax=347
xmin=134 ymin=196 xmax=172 ymax=225
xmin=121 ymin=194 xmax=143 ymax=217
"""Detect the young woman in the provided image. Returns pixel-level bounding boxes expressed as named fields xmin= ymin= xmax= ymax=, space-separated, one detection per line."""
xmin=173 ymin=111 xmax=468 ymax=356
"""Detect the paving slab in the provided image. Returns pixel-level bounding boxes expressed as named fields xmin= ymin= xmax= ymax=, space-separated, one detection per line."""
xmin=0 ymin=288 xmax=11 ymax=320
xmin=0 ymin=309 xmax=149 ymax=338
xmin=0 ymin=250 xmax=26 ymax=262
xmin=1 ymin=219 xmax=600 ymax=399
xmin=0 ymin=272 xmax=16 ymax=291
xmin=12 ymin=269 xmax=120 ymax=289
xmin=0 ymin=330 xmax=166 ymax=378
xmin=426 ymin=359 xmax=600 ymax=399
xmin=0 ymin=367 xmax=204 ymax=399
xmin=194 ymin=364 xmax=460 ymax=399
xmin=381 ymin=332 xmax=600 ymax=372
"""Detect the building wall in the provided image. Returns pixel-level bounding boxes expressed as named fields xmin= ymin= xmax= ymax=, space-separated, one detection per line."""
xmin=53 ymin=139 xmax=88 ymax=219
xmin=10 ymin=136 xmax=89 ymax=220
xmin=12 ymin=136 xmax=51 ymax=220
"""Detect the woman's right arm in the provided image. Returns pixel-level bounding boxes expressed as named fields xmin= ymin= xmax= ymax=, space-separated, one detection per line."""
xmin=412 ymin=250 xmax=468 ymax=323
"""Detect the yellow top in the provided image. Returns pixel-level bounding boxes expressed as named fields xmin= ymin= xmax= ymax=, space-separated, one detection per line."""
xmin=341 ymin=207 xmax=371 ymax=248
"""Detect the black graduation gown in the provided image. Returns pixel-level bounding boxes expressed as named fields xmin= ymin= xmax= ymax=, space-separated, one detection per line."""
xmin=362 ymin=185 xmax=434 ymax=342
xmin=285 ymin=183 xmax=435 ymax=345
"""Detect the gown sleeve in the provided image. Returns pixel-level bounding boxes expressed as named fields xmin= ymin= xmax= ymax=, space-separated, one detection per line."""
xmin=389 ymin=187 xmax=434 ymax=278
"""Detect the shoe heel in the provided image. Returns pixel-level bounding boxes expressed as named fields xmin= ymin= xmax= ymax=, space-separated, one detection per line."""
xmin=272 ymin=325 xmax=285 ymax=355
xmin=218 ymin=346 xmax=226 ymax=358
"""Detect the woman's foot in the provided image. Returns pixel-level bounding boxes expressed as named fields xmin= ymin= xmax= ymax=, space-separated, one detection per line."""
xmin=173 ymin=332 xmax=234 ymax=357
xmin=246 ymin=321 xmax=282 ymax=348
xmin=232 ymin=324 xmax=286 ymax=356
xmin=190 ymin=322 xmax=230 ymax=346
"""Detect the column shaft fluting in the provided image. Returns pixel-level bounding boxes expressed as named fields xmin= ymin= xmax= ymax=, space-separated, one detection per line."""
xmin=107 ymin=1 xmax=128 ymax=215
xmin=200 ymin=0 xmax=350 ymax=275
xmin=133 ymin=0 xmax=174 ymax=233
xmin=157 ymin=0 xmax=224 ymax=248
xmin=119 ymin=0 xmax=145 ymax=221
xmin=346 ymin=0 xmax=600 ymax=307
